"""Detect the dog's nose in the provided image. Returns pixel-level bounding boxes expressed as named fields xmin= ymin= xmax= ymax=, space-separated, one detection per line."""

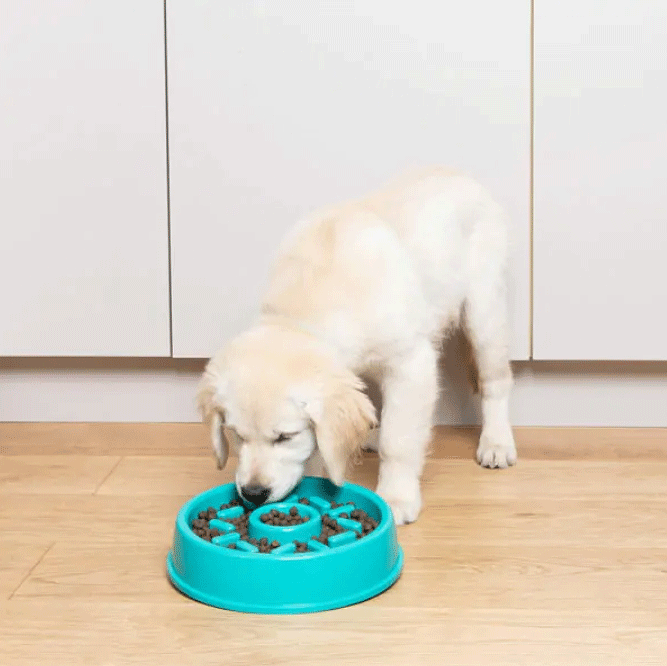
xmin=240 ymin=484 xmax=270 ymax=506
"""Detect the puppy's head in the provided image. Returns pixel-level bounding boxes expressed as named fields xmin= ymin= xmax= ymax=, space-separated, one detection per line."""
xmin=197 ymin=324 xmax=376 ymax=505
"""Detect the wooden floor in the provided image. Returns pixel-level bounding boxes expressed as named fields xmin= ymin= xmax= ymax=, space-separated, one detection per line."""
xmin=1 ymin=424 xmax=667 ymax=665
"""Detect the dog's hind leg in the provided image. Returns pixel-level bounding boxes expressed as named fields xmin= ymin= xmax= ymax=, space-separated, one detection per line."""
xmin=463 ymin=265 xmax=517 ymax=469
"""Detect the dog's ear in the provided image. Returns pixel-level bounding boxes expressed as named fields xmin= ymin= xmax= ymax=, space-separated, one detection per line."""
xmin=197 ymin=364 xmax=229 ymax=470
xmin=303 ymin=371 xmax=377 ymax=486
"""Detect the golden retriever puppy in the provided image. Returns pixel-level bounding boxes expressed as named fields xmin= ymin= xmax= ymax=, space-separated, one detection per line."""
xmin=198 ymin=167 xmax=516 ymax=524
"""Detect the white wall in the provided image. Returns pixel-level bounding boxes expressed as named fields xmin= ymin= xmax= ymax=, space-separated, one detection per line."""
xmin=2 ymin=354 xmax=665 ymax=427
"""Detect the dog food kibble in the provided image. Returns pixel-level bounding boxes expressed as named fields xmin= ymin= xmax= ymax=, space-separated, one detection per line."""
xmin=294 ymin=541 xmax=309 ymax=553
xmin=219 ymin=498 xmax=243 ymax=510
xmin=190 ymin=495 xmax=379 ymax=551
xmin=260 ymin=508 xmax=310 ymax=526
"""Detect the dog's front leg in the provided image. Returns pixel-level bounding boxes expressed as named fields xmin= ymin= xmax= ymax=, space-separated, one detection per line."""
xmin=375 ymin=340 xmax=438 ymax=525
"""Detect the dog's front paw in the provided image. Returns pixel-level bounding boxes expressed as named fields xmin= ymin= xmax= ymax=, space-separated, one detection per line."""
xmin=386 ymin=496 xmax=421 ymax=525
xmin=476 ymin=432 xmax=517 ymax=469
xmin=376 ymin=474 xmax=422 ymax=525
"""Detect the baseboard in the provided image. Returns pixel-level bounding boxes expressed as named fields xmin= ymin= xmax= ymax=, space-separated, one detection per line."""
xmin=1 ymin=357 xmax=666 ymax=426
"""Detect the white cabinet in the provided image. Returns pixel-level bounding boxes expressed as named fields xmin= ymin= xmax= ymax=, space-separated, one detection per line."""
xmin=3 ymin=1 xmax=664 ymax=365
xmin=534 ymin=0 xmax=667 ymax=360
xmin=167 ymin=1 xmax=531 ymax=359
xmin=0 ymin=1 xmax=170 ymax=356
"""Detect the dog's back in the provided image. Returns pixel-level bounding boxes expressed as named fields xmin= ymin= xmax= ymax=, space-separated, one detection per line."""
xmin=262 ymin=167 xmax=509 ymax=353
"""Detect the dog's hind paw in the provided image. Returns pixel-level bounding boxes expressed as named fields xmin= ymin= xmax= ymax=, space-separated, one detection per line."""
xmin=476 ymin=433 xmax=517 ymax=469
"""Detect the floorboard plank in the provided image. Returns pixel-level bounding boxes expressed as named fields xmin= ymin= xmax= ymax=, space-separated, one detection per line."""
xmin=0 ymin=456 xmax=120 ymax=495
xmin=0 ymin=538 xmax=52 ymax=600
xmin=1 ymin=600 xmax=666 ymax=665
xmin=2 ymin=424 xmax=665 ymax=459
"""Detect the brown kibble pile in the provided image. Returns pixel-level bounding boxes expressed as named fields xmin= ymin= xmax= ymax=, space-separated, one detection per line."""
xmin=191 ymin=499 xmax=249 ymax=543
xmin=260 ymin=506 xmax=310 ymax=526
xmin=309 ymin=507 xmax=378 ymax=545
xmin=225 ymin=511 xmax=251 ymax=540
xmin=349 ymin=509 xmax=379 ymax=537
xmin=190 ymin=497 xmax=378 ymax=551
xmin=329 ymin=501 xmax=354 ymax=509
xmin=219 ymin=498 xmax=243 ymax=511
xmin=310 ymin=514 xmax=345 ymax=545
xmin=245 ymin=537 xmax=282 ymax=554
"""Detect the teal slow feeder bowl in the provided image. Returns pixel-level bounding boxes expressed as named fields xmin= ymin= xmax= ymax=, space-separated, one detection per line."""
xmin=167 ymin=476 xmax=403 ymax=614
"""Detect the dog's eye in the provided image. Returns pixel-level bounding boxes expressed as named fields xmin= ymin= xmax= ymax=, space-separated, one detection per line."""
xmin=274 ymin=432 xmax=295 ymax=444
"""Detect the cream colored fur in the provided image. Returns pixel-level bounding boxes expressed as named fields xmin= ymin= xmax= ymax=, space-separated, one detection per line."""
xmin=198 ymin=167 xmax=516 ymax=524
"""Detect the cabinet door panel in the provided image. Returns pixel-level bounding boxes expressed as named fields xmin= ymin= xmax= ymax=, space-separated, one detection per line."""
xmin=534 ymin=0 xmax=667 ymax=360
xmin=0 ymin=1 xmax=169 ymax=356
xmin=168 ymin=1 xmax=530 ymax=359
